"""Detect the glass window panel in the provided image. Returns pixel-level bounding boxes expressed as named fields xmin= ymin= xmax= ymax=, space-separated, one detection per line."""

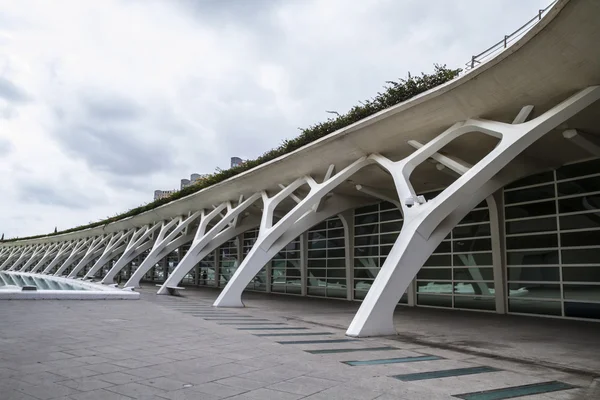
xmin=417 ymin=294 xmax=452 ymax=308
xmin=453 ymin=238 xmax=492 ymax=252
xmin=506 ymin=234 xmax=558 ymax=250
xmin=434 ymin=241 xmax=452 ymax=254
xmin=508 ymin=282 xmax=561 ymax=299
xmin=380 ymin=245 xmax=393 ymax=256
xmin=417 ymin=281 xmax=452 ymax=294
xmin=308 ymin=231 xmax=326 ymax=241
xmin=354 ymin=257 xmax=379 ymax=269
xmin=557 ymin=175 xmax=600 ymax=197
xmin=354 ymin=268 xmax=378 ymax=279
xmin=328 ymin=258 xmax=346 ymax=268
xmin=417 ymin=268 xmax=451 ymax=280
xmin=307 ymin=287 xmax=326 ymax=296
xmin=354 ymin=246 xmax=378 ymax=257
xmin=327 ymin=218 xmax=343 ymax=229
xmin=327 ymin=238 xmax=345 ymax=248
xmin=505 ymin=171 xmax=554 ymax=189
xmin=327 ymin=287 xmax=347 ymax=298
xmin=271 ymin=283 xmax=286 ymax=293
xmin=558 ymin=194 xmax=600 ymax=214
xmin=355 ymin=204 xmax=379 ymax=215
xmin=556 ymin=159 xmax=600 ymax=180
xmin=563 ymin=284 xmax=600 ymax=301
xmin=380 ymin=201 xmax=397 ymax=211
xmin=453 ymin=253 xmax=493 ymax=266
xmin=308 ymin=268 xmax=326 ymax=278
xmin=327 ymin=269 xmax=346 ymax=278
xmin=454 ymin=267 xmax=494 ymax=281
xmin=562 ymin=266 xmax=600 ymax=282
xmin=454 ymin=296 xmax=496 ymax=311
xmin=328 ymin=228 xmax=345 ymax=239
xmin=459 ymin=209 xmax=490 ymax=224
xmin=561 ymin=230 xmax=600 ymax=248
xmin=311 ymin=222 xmax=327 ymax=231
xmin=454 ymin=282 xmax=495 ymax=295
xmin=380 ymin=221 xmax=402 ymax=233
xmin=308 ymin=239 xmax=327 ymax=250
xmin=508 ymin=299 xmax=562 ymax=316
xmin=564 ymin=301 xmax=600 ymax=319
xmin=354 ymin=290 xmax=368 ymax=300
xmin=355 ymin=213 xmax=379 ymax=225
xmin=560 ymin=214 xmax=600 ymax=231
xmin=562 ymin=248 xmax=600 ymax=264
xmin=380 ymin=210 xmax=402 ymax=222
xmin=425 ymin=254 xmax=451 ymax=267
xmin=504 ymin=184 xmax=555 ymax=204
xmin=453 ymin=223 xmax=491 ymax=238
xmin=307 ymin=259 xmax=326 ymax=269
xmin=354 ymin=278 xmax=373 ymax=290
xmin=380 ymin=233 xmax=399 ymax=245
xmin=507 ymin=250 xmax=558 ymax=265
xmin=355 ymin=235 xmax=378 ymax=246
xmin=327 ymin=248 xmax=345 ymax=258
xmin=506 ymin=217 xmax=557 ymax=235
xmin=355 ymin=224 xmax=378 ymax=236
xmin=308 ymin=250 xmax=326 ymax=259
xmin=287 ymin=251 xmax=299 ymax=259
xmin=505 ymin=201 xmax=556 ymax=220
xmin=508 ymin=267 xmax=560 ymax=282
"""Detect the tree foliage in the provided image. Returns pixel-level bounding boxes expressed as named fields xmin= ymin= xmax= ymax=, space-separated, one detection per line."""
xmin=3 ymin=64 xmax=460 ymax=242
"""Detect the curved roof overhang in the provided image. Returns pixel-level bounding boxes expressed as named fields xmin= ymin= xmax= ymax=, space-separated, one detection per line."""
xmin=5 ymin=0 xmax=600 ymax=246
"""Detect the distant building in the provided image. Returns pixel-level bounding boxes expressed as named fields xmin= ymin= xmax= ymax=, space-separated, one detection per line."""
xmin=231 ymin=157 xmax=244 ymax=168
xmin=154 ymin=189 xmax=176 ymax=201
xmin=180 ymin=173 xmax=209 ymax=190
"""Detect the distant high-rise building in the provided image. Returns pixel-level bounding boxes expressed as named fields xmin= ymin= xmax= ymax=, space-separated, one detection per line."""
xmin=154 ymin=189 xmax=176 ymax=201
xmin=231 ymin=157 xmax=244 ymax=168
xmin=180 ymin=173 xmax=209 ymax=190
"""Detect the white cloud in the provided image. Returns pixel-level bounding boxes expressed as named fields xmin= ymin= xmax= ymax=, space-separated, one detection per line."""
xmin=0 ymin=0 xmax=551 ymax=237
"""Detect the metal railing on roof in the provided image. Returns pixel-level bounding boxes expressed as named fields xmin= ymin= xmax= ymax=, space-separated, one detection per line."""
xmin=464 ymin=0 xmax=558 ymax=72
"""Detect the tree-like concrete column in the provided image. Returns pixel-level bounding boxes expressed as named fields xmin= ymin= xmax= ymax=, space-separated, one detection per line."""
xmin=346 ymin=86 xmax=600 ymax=337
xmin=48 ymin=237 xmax=94 ymax=275
xmin=29 ymin=243 xmax=66 ymax=273
xmin=4 ymin=246 xmax=34 ymax=271
xmin=68 ymin=231 xmax=130 ymax=279
xmin=19 ymin=243 xmax=56 ymax=272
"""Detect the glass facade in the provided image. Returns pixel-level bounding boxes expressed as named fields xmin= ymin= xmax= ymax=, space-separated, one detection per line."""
xmin=307 ymin=217 xmax=347 ymax=299
xmin=271 ymin=236 xmax=301 ymax=294
xmin=505 ymin=158 xmax=600 ymax=320
xmin=219 ymin=238 xmax=239 ymax=287
xmin=244 ymin=228 xmax=267 ymax=291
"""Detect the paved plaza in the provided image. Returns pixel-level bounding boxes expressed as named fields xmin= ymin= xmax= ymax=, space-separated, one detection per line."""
xmin=0 ymin=286 xmax=598 ymax=400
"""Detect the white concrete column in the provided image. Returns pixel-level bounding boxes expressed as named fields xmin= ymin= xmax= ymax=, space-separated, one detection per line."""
xmin=338 ymin=210 xmax=354 ymax=301
xmin=488 ymin=190 xmax=507 ymax=314
xmin=300 ymin=232 xmax=308 ymax=297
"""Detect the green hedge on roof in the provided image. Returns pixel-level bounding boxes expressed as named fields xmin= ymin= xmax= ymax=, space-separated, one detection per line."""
xmin=4 ymin=64 xmax=461 ymax=242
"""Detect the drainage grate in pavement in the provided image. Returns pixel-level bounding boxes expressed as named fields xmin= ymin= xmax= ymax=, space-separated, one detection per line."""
xmin=277 ymin=339 xmax=359 ymax=345
xmin=393 ymin=366 xmax=498 ymax=382
xmin=342 ymin=355 xmax=442 ymax=366
xmin=306 ymin=346 xmax=398 ymax=354
xmin=454 ymin=381 xmax=577 ymax=400
xmin=254 ymin=332 xmax=333 ymax=337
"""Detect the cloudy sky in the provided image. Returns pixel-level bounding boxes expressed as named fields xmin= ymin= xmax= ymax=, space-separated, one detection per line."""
xmin=0 ymin=0 xmax=551 ymax=238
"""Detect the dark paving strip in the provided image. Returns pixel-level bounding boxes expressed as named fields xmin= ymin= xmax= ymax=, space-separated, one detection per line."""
xmin=278 ymin=339 xmax=358 ymax=345
xmin=204 ymin=318 xmax=271 ymax=321
xmin=191 ymin=314 xmax=241 ymax=317
xmin=254 ymin=332 xmax=333 ymax=337
xmin=219 ymin=322 xmax=287 ymax=326
xmin=454 ymin=381 xmax=577 ymax=400
xmin=306 ymin=346 xmax=398 ymax=354
xmin=393 ymin=366 xmax=498 ymax=382
xmin=238 ymin=327 xmax=308 ymax=331
xmin=342 ymin=355 xmax=442 ymax=366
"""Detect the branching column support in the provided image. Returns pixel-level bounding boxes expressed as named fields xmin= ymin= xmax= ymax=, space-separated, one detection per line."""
xmin=42 ymin=242 xmax=78 ymax=274
xmin=346 ymin=85 xmax=600 ymax=337
xmin=6 ymin=246 xmax=35 ymax=271
xmin=157 ymin=193 xmax=263 ymax=294
xmin=214 ymin=157 xmax=374 ymax=307
xmin=124 ymin=213 xmax=201 ymax=288
xmin=56 ymin=235 xmax=110 ymax=277
xmin=69 ymin=231 xmax=129 ymax=279
xmin=29 ymin=243 xmax=67 ymax=273
xmin=48 ymin=237 xmax=93 ymax=276
xmin=19 ymin=243 xmax=56 ymax=272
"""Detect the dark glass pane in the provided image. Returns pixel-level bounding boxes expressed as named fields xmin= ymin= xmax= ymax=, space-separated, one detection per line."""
xmin=326 ymin=238 xmax=345 ymax=248
xmin=454 ymin=282 xmax=494 ymax=295
xmin=311 ymin=222 xmax=327 ymax=231
xmin=354 ymin=268 xmax=378 ymax=279
xmin=558 ymin=176 xmax=600 ymax=197
xmin=562 ymin=248 xmax=600 ymax=264
xmin=355 ymin=235 xmax=378 ymax=246
xmin=328 ymin=258 xmax=345 ymax=268
xmin=506 ymin=233 xmax=558 ymax=250
xmin=328 ymin=228 xmax=344 ymax=239
xmin=417 ymin=294 xmax=452 ymax=308
xmin=561 ymin=230 xmax=600 ymax=247
xmin=433 ymin=241 xmax=451 ymax=254
xmin=564 ymin=301 xmax=600 ymax=319
xmin=504 ymin=184 xmax=555 ymax=204
xmin=508 ymin=299 xmax=562 ymax=316
xmin=380 ymin=245 xmax=393 ymax=256
xmin=355 ymin=204 xmax=379 ymax=215
xmin=308 ymin=268 xmax=326 ymax=278
xmin=380 ymin=201 xmax=397 ymax=211
xmin=327 ymin=218 xmax=343 ymax=229
xmin=307 ymin=259 xmax=326 ymax=269
xmin=307 ymin=287 xmax=326 ymax=296
xmin=562 ymin=266 xmax=600 ymax=282
xmin=453 ymin=238 xmax=492 ymax=252
xmin=563 ymin=284 xmax=600 ymax=301
xmin=308 ymin=230 xmax=326 ymax=241
xmin=326 ymin=286 xmax=347 ymax=299
xmin=454 ymin=296 xmax=495 ymax=311
xmin=505 ymin=171 xmax=554 ymax=189
xmin=380 ymin=221 xmax=402 ymax=233
xmin=425 ymin=255 xmax=451 ymax=267
xmin=506 ymin=217 xmax=557 ymax=235
xmin=505 ymin=201 xmax=556 ymax=220
xmin=354 ymin=257 xmax=379 ymax=269
xmin=354 ymin=278 xmax=373 ymax=289
xmin=380 ymin=210 xmax=402 ymax=222
xmin=417 ymin=281 xmax=452 ymax=294
xmin=327 ymin=249 xmax=345 ymax=258
xmin=508 ymin=283 xmax=561 ymax=299
xmin=308 ymin=250 xmax=326 ymax=259
xmin=459 ymin=209 xmax=490 ymax=224
xmin=354 ymin=246 xmax=378 ymax=257
xmin=453 ymin=223 xmax=491 ymax=238
xmin=355 ymin=213 xmax=379 ymax=225
xmin=287 ymin=251 xmax=300 ymax=259
xmin=508 ymin=267 xmax=559 ymax=282
xmin=507 ymin=250 xmax=558 ymax=265
xmin=453 ymin=253 xmax=493 ymax=266
xmin=454 ymin=267 xmax=494 ymax=281
xmin=560 ymin=214 xmax=600 ymax=230
xmin=422 ymin=190 xmax=442 ymax=201
xmin=558 ymin=194 xmax=600 ymax=214
xmin=380 ymin=233 xmax=399 ymax=245
xmin=556 ymin=159 xmax=600 ymax=180
xmin=327 ymin=269 xmax=346 ymax=278
xmin=355 ymin=224 xmax=378 ymax=236
xmin=417 ymin=268 xmax=451 ymax=280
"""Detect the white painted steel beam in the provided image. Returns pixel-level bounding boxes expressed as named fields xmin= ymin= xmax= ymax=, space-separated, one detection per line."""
xmin=40 ymin=242 xmax=76 ymax=274
xmin=68 ymin=231 xmax=129 ymax=279
xmin=19 ymin=243 xmax=56 ymax=272
xmin=65 ymin=235 xmax=114 ymax=278
xmin=48 ymin=238 xmax=93 ymax=275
